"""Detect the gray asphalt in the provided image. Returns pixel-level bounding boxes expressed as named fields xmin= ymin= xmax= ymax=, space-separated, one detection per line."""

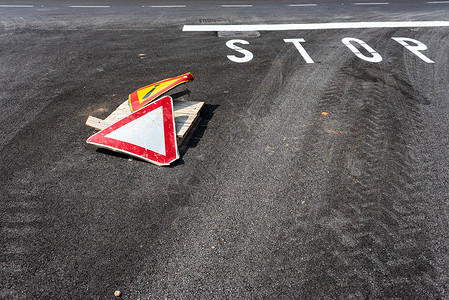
xmin=1 ymin=1 xmax=449 ymax=299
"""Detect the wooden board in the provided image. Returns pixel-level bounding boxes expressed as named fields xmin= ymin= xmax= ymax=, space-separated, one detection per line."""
xmin=86 ymin=99 xmax=204 ymax=139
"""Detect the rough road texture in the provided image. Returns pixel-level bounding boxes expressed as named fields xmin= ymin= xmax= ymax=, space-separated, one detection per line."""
xmin=1 ymin=6 xmax=449 ymax=300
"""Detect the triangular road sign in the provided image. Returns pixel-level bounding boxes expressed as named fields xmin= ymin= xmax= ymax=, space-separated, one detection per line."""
xmin=129 ymin=73 xmax=194 ymax=112
xmin=87 ymin=96 xmax=179 ymax=166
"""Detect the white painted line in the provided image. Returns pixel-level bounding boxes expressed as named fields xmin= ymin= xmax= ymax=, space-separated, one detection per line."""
xmin=183 ymin=21 xmax=449 ymax=31
xmin=69 ymin=5 xmax=111 ymax=8
xmin=427 ymin=1 xmax=449 ymax=3
xmin=354 ymin=2 xmax=389 ymax=5
xmin=220 ymin=4 xmax=253 ymax=7
xmin=149 ymin=5 xmax=186 ymax=8
xmin=0 ymin=4 xmax=34 ymax=8
xmin=289 ymin=4 xmax=317 ymax=6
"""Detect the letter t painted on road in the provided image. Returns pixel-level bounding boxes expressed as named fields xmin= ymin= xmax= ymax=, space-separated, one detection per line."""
xmin=284 ymin=38 xmax=314 ymax=63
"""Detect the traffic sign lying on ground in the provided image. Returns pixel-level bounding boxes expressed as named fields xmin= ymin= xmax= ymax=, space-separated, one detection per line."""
xmin=129 ymin=73 xmax=194 ymax=112
xmin=87 ymin=96 xmax=179 ymax=166
xmin=85 ymin=98 xmax=204 ymax=144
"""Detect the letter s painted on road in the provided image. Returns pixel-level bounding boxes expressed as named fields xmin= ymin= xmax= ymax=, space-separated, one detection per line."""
xmin=226 ymin=39 xmax=254 ymax=63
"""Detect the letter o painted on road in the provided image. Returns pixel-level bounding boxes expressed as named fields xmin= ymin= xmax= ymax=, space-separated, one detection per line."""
xmin=342 ymin=37 xmax=383 ymax=63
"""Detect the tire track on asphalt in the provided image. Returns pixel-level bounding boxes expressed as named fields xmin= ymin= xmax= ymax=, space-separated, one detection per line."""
xmin=1 ymin=182 xmax=42 ymax=299
xmin=290 ymin=51 xmax=442 ymax=298
xmin=130 ymin=34 xmax=348 ymax=298
xmin=398 ymin=27 xmax=449 ymax=297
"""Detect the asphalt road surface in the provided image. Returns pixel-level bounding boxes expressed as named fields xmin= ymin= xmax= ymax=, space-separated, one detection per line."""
xmin=1 ymin=1 xmax=449 ymax=299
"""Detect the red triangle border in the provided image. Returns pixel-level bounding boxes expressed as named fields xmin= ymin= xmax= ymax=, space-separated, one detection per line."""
xmin=87 ymin=96 xmax=179 ymax=166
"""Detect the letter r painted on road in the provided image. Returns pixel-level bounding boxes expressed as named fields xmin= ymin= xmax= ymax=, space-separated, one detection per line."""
xmin=284 ymin=38 xmax=314 ymax=63
xmin=226 ymin=39 xmax=253 ymax=63
xmin=342 ymin=37 xmax=383 ymax=63
xmin=392 ymin=37 xmax=435 ymax=64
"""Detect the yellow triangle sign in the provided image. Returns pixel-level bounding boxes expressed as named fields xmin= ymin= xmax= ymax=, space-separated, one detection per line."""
xmin=129 ymin=73 xmax=194 ymax=112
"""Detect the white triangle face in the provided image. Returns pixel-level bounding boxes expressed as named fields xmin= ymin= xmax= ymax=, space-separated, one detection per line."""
xmin=105 ymin=106 xmax=166 ymax=155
